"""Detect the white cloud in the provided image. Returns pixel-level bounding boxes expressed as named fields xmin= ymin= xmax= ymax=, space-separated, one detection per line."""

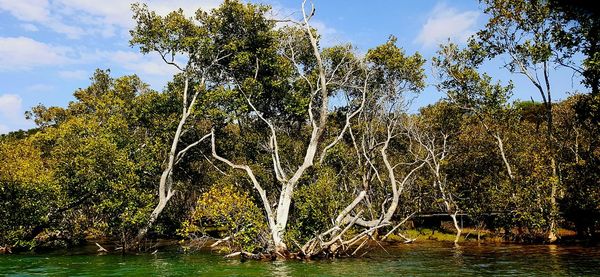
xmin=0 ymin=0 xmax=50 ymax=22
xmin=46 ymin=20 xmax=86 ymax=38
xmin=2 ymin=0 xmax=329 ymax=42
xmin=0 ymin=37 xmax=73 ymax=71
xmin=21 ymin=23 xmax=39 ymax=32
xmin=0 ymin=0 xmax=340 ymax=57
xmin=55 ymin=0 xmax=133 ymax=29
xmin=53 ymin=49 xmax=179 ymax=87
xmin=58 ymin=69 xmax=88 ymax=80
xmin=310 ymin=20 xmax=342 ymax=47
xmin=0 ymin=94 xmax=33 ymax=133
xmin=0 ymin=94 xmax=23 ymax=120
xmin=143 ymin=0 xmax=221 ymax=17
xmin=415 ymin=2 xmax=480 ymax=48
xmin=72 ymin=50 xmax=179 ymax=89
xmin=266 ymin=2 xmax=341 ymax=48
xmin=0 ymin=0 xmax=85 ymax=38
xmin=55 ymin=0 xmax=222 ymax=28
xmin=1 ymin=0 xmax=222 ymax=39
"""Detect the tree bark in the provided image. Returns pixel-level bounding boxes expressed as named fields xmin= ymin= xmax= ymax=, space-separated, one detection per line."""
xmin=134 ymin=77 xmax=208 ymax=245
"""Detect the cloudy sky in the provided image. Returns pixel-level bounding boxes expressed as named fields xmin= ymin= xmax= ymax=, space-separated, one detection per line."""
xmin=0 ymin=0 xmax=583 ymax=133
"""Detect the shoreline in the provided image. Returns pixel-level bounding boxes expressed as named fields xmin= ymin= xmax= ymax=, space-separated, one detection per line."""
xmin=5 ymin=227 xmax=597 ymax=257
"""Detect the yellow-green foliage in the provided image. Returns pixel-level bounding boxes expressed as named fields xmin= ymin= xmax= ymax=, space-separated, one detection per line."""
xmin=403 ymin=229 xmax=462 ymax=242
xmin=182 ymin=181 xmax=267 ymax=252
xmin=0 ymin=137 xmax=59 ymax=248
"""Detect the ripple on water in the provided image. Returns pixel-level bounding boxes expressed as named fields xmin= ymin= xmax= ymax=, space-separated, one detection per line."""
xmin=1 ymin=243 xmax=600 ymax=276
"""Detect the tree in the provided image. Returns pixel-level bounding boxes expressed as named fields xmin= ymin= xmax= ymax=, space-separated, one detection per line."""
xmin=554 ymin=95 xmax=600 ymax=238
xmin=476 ymin=0 xmax=562 ymax=241
xmin=549 ymin=0 xmax=600 ymax=95
xmin=410 ymin=103 xmax=465 ymax=244
xmin=433 ymin=42 xmax=516 ymax=181
xmin=0 ymin=137 xmax=58 ymax=249
xmin=432 ymin=41 xmax=523 ymax=242
xmin=296 ymin=36 xmax=426 ymax=256
xmin=129 ymin=3 xmax=233 ymax=243
xmin=208 ymin=1 xmax=371 ymax=254
xmin=0 ymin=70 xmax=172 ymax=250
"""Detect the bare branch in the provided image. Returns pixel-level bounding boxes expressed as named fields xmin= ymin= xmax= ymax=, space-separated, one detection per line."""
xmin=319 ymin=71 xmax=369 ymax=163
xmin=235 ymin=79 xmax=288 ymax=182
xmin=160 ymin=51 xmax=185 ymax=72
xmin=175 ymin=133 xmax=211 ymax=164
xmin=210 ymin=130 xmax=277 ymax=231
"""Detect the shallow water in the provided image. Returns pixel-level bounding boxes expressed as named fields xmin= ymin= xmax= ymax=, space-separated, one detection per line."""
xmin=2 ymin=242 xmax=600 ymax=276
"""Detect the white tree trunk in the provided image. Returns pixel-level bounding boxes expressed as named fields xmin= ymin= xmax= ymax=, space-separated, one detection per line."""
xmin=449 ymin=212 xmax=462 ymax=244
xmin=136 ymin=77 xmax=208 ymax=244
xmin=494 ymin=134 xmax=514 ymax=180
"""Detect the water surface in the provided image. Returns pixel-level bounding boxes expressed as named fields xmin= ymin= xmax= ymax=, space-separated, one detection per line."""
xmin=1 ymin=242 xmax=599 ymax=276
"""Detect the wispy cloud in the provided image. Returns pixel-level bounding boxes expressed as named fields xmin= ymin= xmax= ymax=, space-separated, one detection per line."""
xmin=0 ymin=37 xmax=74 ymax=71
xmin=0 ymin=94 xmax=22 ymax=120
xmin=105 ymin=50 xmax=180 ymax=77
xmin=310 ymin=20 xmax=343 ymax=47
xmin=25 ymin=84 xmax=55 ymax=93
xmin=58 ymin=69 xmax=89 ymax=80
xmin=265 ymin=1 xmax=342 ymax=48
xmin=415 ymin=2 xmax=480 ymax=48
xmin=0 ymin=0 xmax=50 ymax=22
xmin=0 ymin=0 xmax=222 ymax=39
xmin=142 ymin=0 xmax=222 ymax=17
xmin=0 ymin=0 xmax=85 ymax=38
xmin=20 ymin=23 xmax=39 ymax=32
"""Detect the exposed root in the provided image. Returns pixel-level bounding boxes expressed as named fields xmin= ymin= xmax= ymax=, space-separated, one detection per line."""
xmin=294 ymin=211 xmax=399 ymax=259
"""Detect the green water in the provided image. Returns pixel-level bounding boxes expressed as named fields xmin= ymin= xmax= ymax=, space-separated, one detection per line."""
xmin=1 ymin=242 xmax=599 ymax=276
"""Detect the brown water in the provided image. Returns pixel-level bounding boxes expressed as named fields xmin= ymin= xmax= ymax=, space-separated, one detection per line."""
xmin=1 ymin=242 xmax=599 ymax=276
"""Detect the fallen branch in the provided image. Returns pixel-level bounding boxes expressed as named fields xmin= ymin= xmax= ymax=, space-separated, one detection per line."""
xmin=210 ymin=236 xmax=231 ymax=248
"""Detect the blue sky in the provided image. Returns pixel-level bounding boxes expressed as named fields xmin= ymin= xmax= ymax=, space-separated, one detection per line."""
xmin=0 ymin=0 xmax=585 ymax=133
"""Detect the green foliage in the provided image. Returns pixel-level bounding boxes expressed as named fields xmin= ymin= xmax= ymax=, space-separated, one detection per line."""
xmin=0 ymin=70 xmax=177 ymax=249
xmin=367 ymin=35 xmax=426 ymax=101
xmin=548 ymin=0 xmax=600 ymax=94
xmin=555 ymin=95 xmax=600 ymax=237
xmin=286 ymin=169 xmax=349 ymax=244
xmin=477 ymin=0 xmax=554 ymax=69
xmin=433 ymin=42 xmax=514 ymax=117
